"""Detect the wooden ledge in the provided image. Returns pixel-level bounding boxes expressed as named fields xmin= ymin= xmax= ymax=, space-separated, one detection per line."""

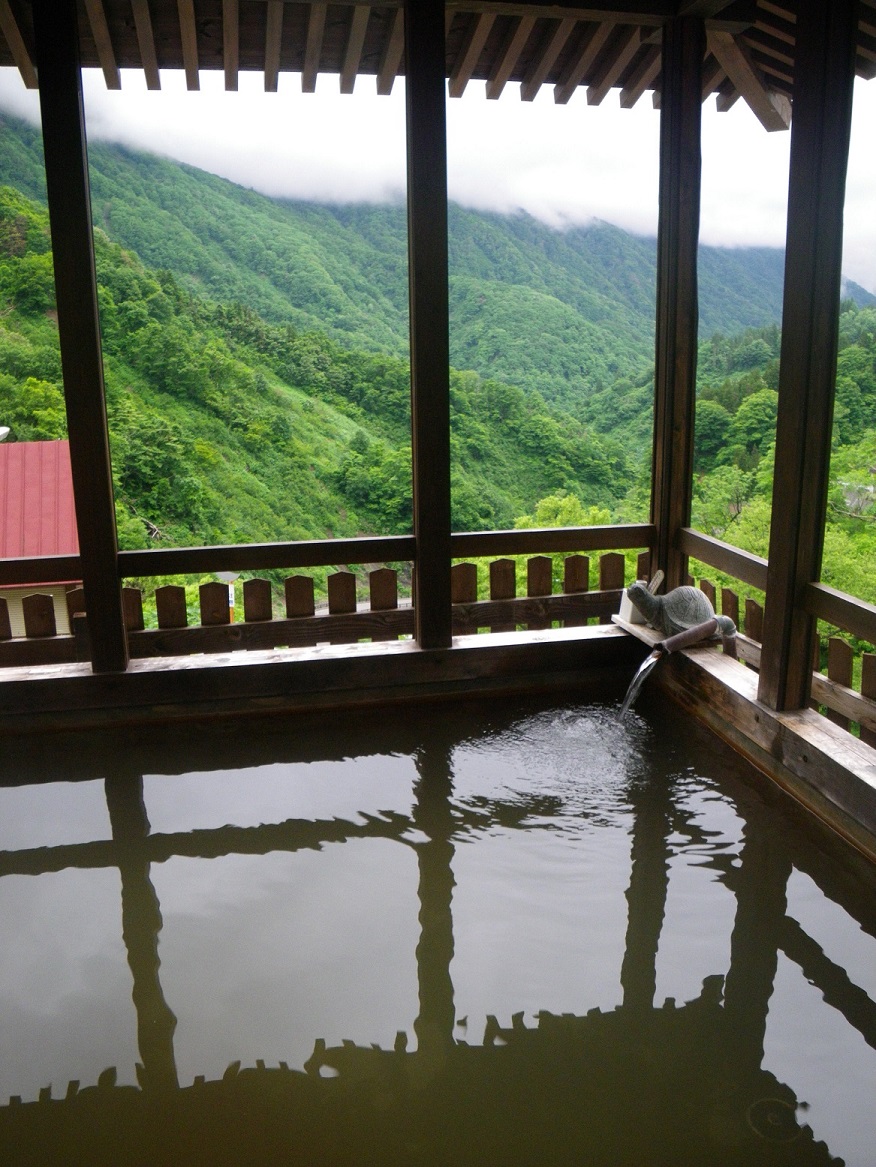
xmin=611 ymin=615 xmax=876 ymax=863
xmin=0 ymin=624 xmax=644 ymax=735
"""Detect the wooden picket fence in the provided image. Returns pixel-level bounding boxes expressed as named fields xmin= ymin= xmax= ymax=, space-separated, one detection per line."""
xmin=691 ymin=575 xmax=876 ymax=747
xmin=0 ymin=550 xmax=638 ymax=669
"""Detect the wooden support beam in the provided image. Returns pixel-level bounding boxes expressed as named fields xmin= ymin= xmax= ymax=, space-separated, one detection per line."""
xmin=707 ymin=29 xmax=790 ymax=130
xmin=449 ymin=12 xmax=496 ymax=98
xmin=650 ymin=17 xmax=703 ymax=591
xmin=520 ymin=16 xmax=577 ymax=100
xmin=715 ymin=85 xmax=740 ymax=110
xmin=405 ymin=0 xmax=452 ymax=650
xmin=554 ymin=21 xmax=614 ymax=104
xmin=223 ymin=0 xmax=239 ymax=91
xmin=177 ymin=0 xmax=199 ymax=90
xmin=32 ymin=0 xmax=127 ymax=673
xmin=131 ymin=0 xmax=161 ymax=90
xmin=588 ymin=24 xmax=640 ymax=103
xmin=377 ymin=8 xmax=405 ymax=95
xmin=264 ymin=0 xmax=283 ymax=92
xmin=0 ymin=0 xmax=37 ymax=88
xmin=758 ymin=0 xmax=859 ymax=712
xmin=341 ymin=5 xmax=370 ymax=94
xmin=701 ymin=54 xmax=725 ymax=97
xmin=83 ymin=0 xmax=121 ymax=89
xmin=619 ymin=39 xmax=661 ymax=106
xmin=486 ymin=14 xmax=537 ymax=98
xmin=302 ymin=2 xmax=327 ymax=93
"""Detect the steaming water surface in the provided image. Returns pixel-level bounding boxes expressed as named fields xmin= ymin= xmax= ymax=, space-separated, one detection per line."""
xmin=1 ymin=697 xmax=874 ymax=1166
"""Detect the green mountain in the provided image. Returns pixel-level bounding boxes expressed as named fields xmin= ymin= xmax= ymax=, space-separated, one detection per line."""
xmin=3 ymin=109 xmax=871 ymax=416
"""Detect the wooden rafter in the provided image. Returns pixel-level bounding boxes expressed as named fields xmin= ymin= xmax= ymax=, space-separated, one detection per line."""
xmin=520 ymin=16 xmax=577 ymax=100
xmin=620 ymin=38 xmax=660 ymax=107
xmin=302 ymin=2 xmax=327 ymax=93
xmin=341 ymin=5 xmax=370 ymax=93
xmin=554 ymin=20 xmax=615 ymax=103
xmin=749 ymin=30 xmax=793 ymax=68
xmin=83 ymin=0 xmax=121 ymax=89
xmin=0 ymin=0 xmax=36 ymax=88
xmin=486 ymin=14 xmax=537 ymax=99
xmin=754 ymin=15 xmax=794 ymax=46
xmin=716 ymin=86 xmax=739 ymax=110
xmin=264 ymin=1 xmax=283 ymax=92
xmin=224 ymin=0 xmax=239 ymax=91
xmin=178 ymin=0 xmax=199 ymax=90
xmin=708 ymin=28 xmax=789 ymax=130
xmin=131 ymin=0 xmax=160 ymax=90
xmin=449 ymin=12 xmax=496 ymax=98
xmin=377 ymin=8 xmax=404 ymax=95
xmin=588 ymin=24 xmax=640 ymax=104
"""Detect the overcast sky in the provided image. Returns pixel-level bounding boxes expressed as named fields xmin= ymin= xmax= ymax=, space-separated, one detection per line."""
xmin=1 ymin=65 xmax=874 ymax=292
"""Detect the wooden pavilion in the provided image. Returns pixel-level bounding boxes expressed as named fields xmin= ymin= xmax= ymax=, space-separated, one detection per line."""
xmin=0 ymin=1 xmax=875 ymax=858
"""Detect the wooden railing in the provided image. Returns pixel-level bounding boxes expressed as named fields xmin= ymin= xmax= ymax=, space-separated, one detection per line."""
xmin=0 ymin=549 xmax=650 ymax=669
xmin=689 ymin=570 xmax=876 ymax=747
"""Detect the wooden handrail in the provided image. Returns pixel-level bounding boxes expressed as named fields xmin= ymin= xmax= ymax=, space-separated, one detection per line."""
xmin=677 ymin=527 xmax=768 ymax=590
xmin=804 ymin=583 xmax=876 ymax=645
xmin=451 ymin=524 xmax=654 ymax=557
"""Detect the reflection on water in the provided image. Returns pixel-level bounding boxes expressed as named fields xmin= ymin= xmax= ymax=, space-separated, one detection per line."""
xmin=0 ymin=697 xmax=874 ymax=1166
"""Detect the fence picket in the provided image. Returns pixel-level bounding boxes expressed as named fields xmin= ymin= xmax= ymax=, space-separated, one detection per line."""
xmin=489 ymin=558 xmax=516 ymax=633
xmin=243 ymin=578 xmax=272 ymax=622
xmin=826 ymin=637 xmax=854 ymax=731
xmin=598 ymin=553 xmax=624 ymax=625
xmin=22 ymin=594 xmax=56 ymax=638
xmin=155 ymin=585 xmax=188 ymax=629
xmin=527 ymin=555 xmax=552 ymax=631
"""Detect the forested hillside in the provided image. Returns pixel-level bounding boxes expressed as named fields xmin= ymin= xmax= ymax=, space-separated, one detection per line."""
xmin=0 ymin=184 xmax=628 ymax=550
xmin=5 ymin=110 xmax=872 ymax=413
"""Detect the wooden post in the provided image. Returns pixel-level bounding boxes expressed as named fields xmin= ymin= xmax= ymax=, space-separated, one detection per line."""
xmin=758 ymin=0 xmax=859 ymax=711
xmin=405 ymin=0 xmax=452 ymax=649
xmin=649 ymin=17 xmax=704 ymax=591
xmin=32 ymin=0 xmax=127 ymax=672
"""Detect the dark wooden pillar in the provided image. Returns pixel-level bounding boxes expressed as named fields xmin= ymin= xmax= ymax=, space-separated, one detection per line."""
xmin=33 ymin=0 xmax=128 ymax=672
xmin=405 ymin=0 xmax=453 ymax=649
xmin=650 ymin=18 xmax=704 ymax=590
xmin=758 ymin=0 xmax=859 ymax=710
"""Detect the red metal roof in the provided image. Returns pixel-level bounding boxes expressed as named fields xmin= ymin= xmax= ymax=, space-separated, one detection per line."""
xmin=0 ymin=439 xmax=79 ymax=562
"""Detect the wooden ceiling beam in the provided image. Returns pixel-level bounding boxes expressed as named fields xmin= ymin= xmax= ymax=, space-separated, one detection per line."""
xmin=302 ymin=2 xmax=327 ymax=92
xmin=449 ymin=12 xmax=496 ymax=97
xmin=130 ymin=0 xmax=160 ymax=90
xmin=619 ymin=38 xmax=660 ymax=107
xmin=708 ymin=28 xmax=790 ymax=130
xmin=224 ymin=0 xmax=239 ymax=90
xmin=588 ymin=24 xmax=640 ymax=104
xmin=377 ymin=8 xmax=405 ymax=94
xmin=486 ymin=14 xmax=538 ymax=98
xmin=701 ymin=54 xmax=725 ymax=97
xmin=445 ymin=2 xmax=668 ymax=24
xmin=746 ymin=29 xmax=793 ymax=68
xmin=520 ymin=16 xmax=577 ymax=100
xmin=177 ymin=0 xmax=199 ymax=90
xmin=83 ymin=0 xmax=121 ymax=89
xmin=264 ymin=1 xmax=283 ymax=92
xmin=715 ymin=86 xmax=739 ymax=110
xmin=0 ymin=0 xmax=36 ymax=88
xmin=554 ymin=20 xmax=614 ymax=102
xmin=341 ymin=5 xmax=370 ymax=93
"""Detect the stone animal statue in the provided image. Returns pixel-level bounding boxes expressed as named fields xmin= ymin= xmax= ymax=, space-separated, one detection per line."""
xmin=626 ymin=582 xmax=737 ymax=643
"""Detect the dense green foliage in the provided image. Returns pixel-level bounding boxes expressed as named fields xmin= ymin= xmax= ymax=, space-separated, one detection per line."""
xmin=0 ymin=183 xmax=627 ymax=551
